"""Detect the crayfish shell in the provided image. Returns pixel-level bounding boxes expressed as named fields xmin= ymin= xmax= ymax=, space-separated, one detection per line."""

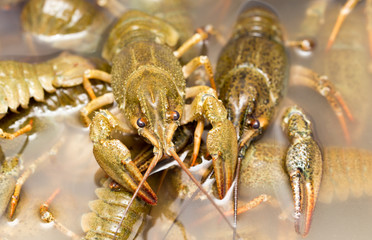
xmin=81 ymin=186 xmax=150 ymax=240
xmin=21 ymin=0 xmax=110 ymax=53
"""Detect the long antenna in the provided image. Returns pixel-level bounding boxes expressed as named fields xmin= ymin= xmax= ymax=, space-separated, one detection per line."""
xmin=113 ymin=149 xmax=239 ymax=239
xmin=169 ymin=149 xmax=238 ymax=234
xmin=163 ymin=168 xmax=215 ymax=240
xmin=113 ymin=153 xmax=162 ymax=240
xmin=233 ymin=156 xmax=243 ymax=240
xmin=233 ymin=144 xmax=250 ymax=240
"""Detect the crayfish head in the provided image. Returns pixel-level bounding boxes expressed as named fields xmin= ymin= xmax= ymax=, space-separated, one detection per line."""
xmin=220 ymin=67 xmax=275 ymax=152
xmin=231 ymin=86 xmax=273 ymax=152
xmin=124 ymin=70 xmax=184 ymax=155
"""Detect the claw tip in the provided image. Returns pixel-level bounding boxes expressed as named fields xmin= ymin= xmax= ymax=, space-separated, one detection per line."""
xmin=8 ymin=196 xmax=19 ymax=219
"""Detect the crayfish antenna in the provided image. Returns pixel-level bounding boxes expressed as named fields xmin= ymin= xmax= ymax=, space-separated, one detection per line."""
xmin=113 ymin=153 xmax=162 ymax=240
xmin=232 ymin=156 xmax=242 ymax=240
xmin=169 ymin=148 xmax=239 ymax=237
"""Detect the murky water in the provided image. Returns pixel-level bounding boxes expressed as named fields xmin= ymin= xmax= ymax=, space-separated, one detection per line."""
xmin=0 ymin=0 xmax=372 ymax=240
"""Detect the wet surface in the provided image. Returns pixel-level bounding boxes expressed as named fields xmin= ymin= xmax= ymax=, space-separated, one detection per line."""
xmin=0 ymin=0 xmax=372 ymax=239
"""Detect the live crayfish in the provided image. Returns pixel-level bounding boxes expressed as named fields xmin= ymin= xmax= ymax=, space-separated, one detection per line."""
xmin=166 ymin=104 xmax=322 ymax=238
xmin=1 ymin=0 xmax=238 ymax=238
xmin=0 ymin=51 xmax=102 ymax=214
xmin=213 ymin=1 xmax=351 ymax=237
xmin=79 ymin=6 xmax=239 ymax=233
xmin=0 ymin=0 xmax=371 ymax=239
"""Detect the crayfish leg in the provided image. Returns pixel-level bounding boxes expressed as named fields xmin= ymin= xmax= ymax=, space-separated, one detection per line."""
xmin=39 ymin=189 xmax=80 ymax=240
xmin=173 ymin=26 xmax=214 ymax=59
xmin=225 ymin=194 xmax=271 ymax=216
xmin=182 ymin=56 xmax=217 ymax=91
xmin=80 ymin=93 xmax=115 ymax=126
xmin=9 ymin=137 xmax=64 ymax=219
xmin=326 ymin=0 xmax=361 ymax=51
xmin=290 ymin=65 xmax=353 ymax=142
xmin=83 ymin=69 xmax=112 ymax=100
xmin=0 ymin=119 xmax=33 ymax=140
xmin=367 ymin=0 xmax=372 ymax=59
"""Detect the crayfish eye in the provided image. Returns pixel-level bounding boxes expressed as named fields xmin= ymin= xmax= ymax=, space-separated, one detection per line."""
xmin=170 ymin=111 xmax=180 ymax=121
xmin=137 ymin=118 xmax=146 ymax=128
xmin=252 ymin=119 xmax=260 ymax=129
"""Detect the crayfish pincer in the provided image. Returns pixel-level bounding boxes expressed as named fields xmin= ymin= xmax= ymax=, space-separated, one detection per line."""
xmin=282 ymin=106 xmax=322 ymax=237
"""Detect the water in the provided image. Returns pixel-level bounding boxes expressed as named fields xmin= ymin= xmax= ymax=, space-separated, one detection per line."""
xmin=0 ymin=0 xmax=372 ymax=239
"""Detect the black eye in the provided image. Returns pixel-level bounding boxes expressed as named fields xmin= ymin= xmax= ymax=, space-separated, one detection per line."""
xmin=137 ymin=118 xmax=146 ymax=128
xmin=252 ymin=120 xmax=260 ymax=129
xmin=171 ymin=111 xmax=180 ymax=121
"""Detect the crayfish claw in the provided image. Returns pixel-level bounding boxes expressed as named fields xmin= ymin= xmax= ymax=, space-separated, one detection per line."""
xmin=207 ymin=120 xmax=238 ymax=199
xmin=289 ymin=168 xmax=318 ymax=237
xmin=186 ymin=87 xmax=238 ymax=199
xmin=282 ymin=106 xmax=322 ymax=237
xmin=90 ymin=110 xmax=158 ymax=205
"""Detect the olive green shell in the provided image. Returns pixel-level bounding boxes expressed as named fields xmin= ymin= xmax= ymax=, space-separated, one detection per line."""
xmin=81 ymin=187 xmax=150 ymax=240
xmin=130 ymin=0 xmax=194 ymax=47
xmin=111 ymin=41 xmax=185 ymax=122
xmin=21 ymin=0 xmax=108 ymax=52
xmin=215 ymin=3 xmax=288 ymax=137
xmin=0 ymin=53 xmax=95 ymax=117
xmin=102 ymin=10 xmax=179 ymax=63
